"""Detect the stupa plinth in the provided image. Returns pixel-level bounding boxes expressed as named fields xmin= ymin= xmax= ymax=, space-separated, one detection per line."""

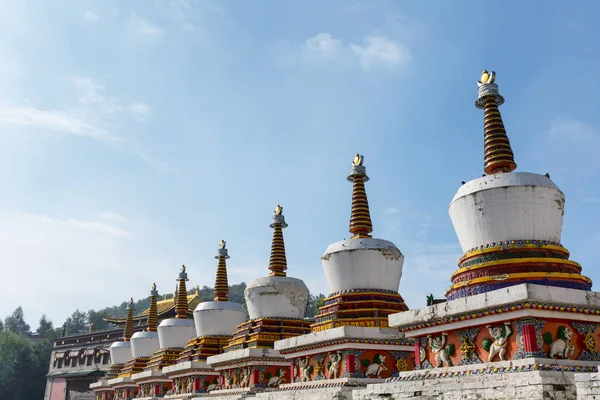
xmin=271 ymin=155 xmax=413 ymax=396
xmin=132 ymin=266 xmax=196 ymax=398
xmin=206 ymin=206 xmax=311 ymax=396
xmin=162 ymin=241 xmax=247 ymax=396
xmin=378 ymin=70 xmax=599 ymax=398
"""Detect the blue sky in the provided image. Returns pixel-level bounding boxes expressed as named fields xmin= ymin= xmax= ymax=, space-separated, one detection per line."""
xmin=0 ymin=0 xmax=599 ymax=328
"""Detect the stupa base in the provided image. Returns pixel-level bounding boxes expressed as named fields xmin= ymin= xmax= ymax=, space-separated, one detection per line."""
xmin=90 ymin=379 xmax=114 ymax=400
xmin=274 ymin=326 xmax=414 ymax=382
xmin=162 ymin=360 xmax=220 ymax=396
xmin=354 ymin=357 xmax=597 ymax=399
xmin=206 ymin=348 xmax=292 ymax=392
xmin=389 ymin=284 xmax=600 ymax=369
xmin=132 ymin=368 xmax=173 ymax=398
xmin=574 ymin=366 xmax=600 ymax=398
xmin=107 ymin=376 xmax=140 ymax=400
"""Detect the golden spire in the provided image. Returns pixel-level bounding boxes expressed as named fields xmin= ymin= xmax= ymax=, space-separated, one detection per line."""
xmin=147 ymin=283 xmax=158 ymax=332
xmin=175 ymin=265 xmax=189 ymax=319
xmin=123 ymin=298 xmax=134 ymax=342
xmin=268 ymin=205 xmax=288 ymax=277
xmin=214 ymin=240 xmax=230 ymax=301
xmin=476 ymin=70 xmax=517 ymax=175
xmin=347 ymin=154 xmax=373 ymax=239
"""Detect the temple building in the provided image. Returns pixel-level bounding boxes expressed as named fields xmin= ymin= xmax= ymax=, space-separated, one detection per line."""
xmin=205 ymin=206 xmax=312 ymax=396
xmin=162 ymin=241 xmax=247 ymax=396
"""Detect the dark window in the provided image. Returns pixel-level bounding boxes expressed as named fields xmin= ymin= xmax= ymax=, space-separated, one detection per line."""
xmin=57 ymin=359 xmax=63 ymax=369
xmin=102 ymin=354 xmax=109 ymax=364
xmin=71 ymin=357 xmax=78 ymax=367
xmin=86 ymin=356 xmax=92 ymax=366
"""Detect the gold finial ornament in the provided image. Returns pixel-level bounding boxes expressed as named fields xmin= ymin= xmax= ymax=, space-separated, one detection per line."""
xmin=219 ymin=240 xmax=226 ymax=249
xmin=480 ymin=69 xmax=496 ymax=84
xmin=352 ymin=153 xmax=364 ymax=166
xmin=181 ymin=264 xmax=186 ymax=273
xmin=151 ymin=282 xmax=156 ymax=291
xmin=129 ymin=298 xmax=133 ymax=306
xmin=196 ymin=285 xmax=200 ymax=294
xmin=274 ymin=204 xmax=282 ymax=215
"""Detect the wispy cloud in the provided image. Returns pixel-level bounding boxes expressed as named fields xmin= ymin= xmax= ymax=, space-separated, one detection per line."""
xmin=302 ymin=32 xmax=411 ymax=72
xmin=130 ymin=103 xmax=152 ymax=120
xmin=73 ymin=77 xmax=152 ymax=120
xmin=304 ymin=33 xmax=343 ymax=60
xmin=129 ymin=13 xmax=164 ymax=38
xmin=0 ymin=101 xmax=116 ymax=142
xmin=84 ymin=11 xmax=100 ymax=23
xmin=170 ymin=0 xmax=196 ymax=31
xmin=547 ymin=116 xmax=596 ymax=142
xmin=350 ymin=35 xmax=411 ymax=72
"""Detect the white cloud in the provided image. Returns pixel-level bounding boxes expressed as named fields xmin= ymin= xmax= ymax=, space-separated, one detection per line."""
xmin=304 ymin=33 xmax=343 ymax=60
xmin=130 ymin=103 xmax=152 ymax=118
xmin=349 ymin=35 xmax=411 ymax=72
xmin=300 ymin=33 xmax=411 ymax=73
xmin=170 ymin=0 xmax=196 ymax=31
xmin=84 ymin=11 xmax=100 ymax=22
xmin=0 ymin=101 xmax=116 ymax=142
xmin=129 ymin=13 xmax=164 ymax=38
xmin=547 ymin=116 xmax=596 ymax=142
xmin=74 ymin=77 xmax=121 ymax=115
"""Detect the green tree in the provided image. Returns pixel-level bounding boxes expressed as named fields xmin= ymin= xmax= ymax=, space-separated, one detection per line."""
xmin=0 ymin=319 xmax=4 ymax=331
xmin=64 ymin=309 xmax=87 ymax=335
xmin=305 ymin=294 xmax=326 ymax=318
xmin=0 ymin=330 xmax=36 ymax=400
xmin=87 ymin=310 xmax=110 ymax=331
xmin=36 ymin=314 xmax=54 ymax=336
xmin=4 ymin=307 xmax=31 ymax=335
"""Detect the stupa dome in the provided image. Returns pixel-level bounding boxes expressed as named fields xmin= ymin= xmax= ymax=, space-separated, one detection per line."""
xmin=193 ymin=241 xmax=247 ymax=336
xmin=157 ymin=266 xmax=196 ymax=348
xmin=130 ymin=284 xmax=159 ymax=358
xmin=108 ymin=298 xmax=134 ymax=364
xmin=244 ymin=205 xmax=310 ymax=320
xmin=449 ymin=172 xmax=564 ymax=253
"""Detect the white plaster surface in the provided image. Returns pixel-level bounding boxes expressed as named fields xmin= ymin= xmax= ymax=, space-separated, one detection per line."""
xmin=256 ymin=385 xmax=364 ymax=400
xmin=321 ymin=238 xmax=404 ymax=292
xmin=389 ymin=284 xmax=600 ymax=333
xmin=449 ymin=172 xmax=565 ymax=252
xmin=275 ymin=326 xmax=402 ymax=352
xmin=131 ymin=331 xmax=160 ymax=358
xmin=193 ymin=301 xmax=247 ymax=337
xmin=158 ymin=318 xmax=196 ymax=349
xmin=109 ymin=340 xmax=132 ymax=365
xmin=162 ymin=360 xmax=214 ymax=376
xmin=245 ymin=276 xmax=309 ymax=319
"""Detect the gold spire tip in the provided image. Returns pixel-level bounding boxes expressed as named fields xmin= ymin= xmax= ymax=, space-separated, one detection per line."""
xmin=353 ymin=153 xmax=364 ymax=166
xmin=219 ymin=239 xmax=226 ymax=249
xmin=151 ymin=282 xmax=156 ymax=291
xmin=479 ymin=69 xmax=496 ymax=84
xmin=274 ymin=204 xmax=282 ymax=215
xmin=181 ymin=264 xmax=186 ymax=273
